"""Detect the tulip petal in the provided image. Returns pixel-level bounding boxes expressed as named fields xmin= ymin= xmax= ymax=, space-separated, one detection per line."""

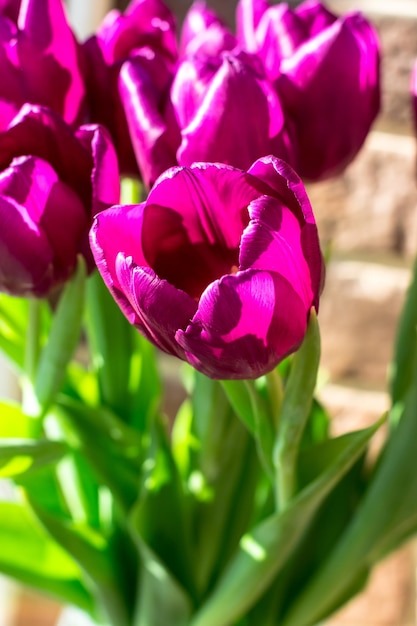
xmin=17 ymin=0 xmax=85 ymax=125
xmin=177 ymin=51 xmax=292 ymax=170
xmin=0 ymin=155 xmax=87 ymax=295
xmin=115 ymin=254 xmax=197 ymax=357
xmin=240 ymin=196 xmax=314 ymax=308
xmin=248 ymin=156 xmax=323 ymax=307
xmin=277 ymin=13 xmax=380 ymax=179
xmin=180 ymin=1 xmax=236 ymax=57
xmin=295 ymin=0 xmax=336 ymax=37
xmin=236 ymin=0 xmax=269 ymax=52
xmin=0 ymin=0 xmax=20 ymax=22
xmin=0 ymin=104 xmax=93 ymax=207
xmin=140 ymin=163 xmax=261 ymax=298
xmin=76 ymin=124 xmax=120 ymax=216
xmin=176 ymin=268 xmax=307 ymax=379
xmin=256 ymin=4 xmax=307 ymax=80
xmin=180 ymin=0 xmax=222 ymax=53
xmin=119 ymin=58 xmax=179 ymax=188
xmin=146 ymin=163 xmax=257 ymax=250
xmin=90 ymin=203 xmax=147 ymax=288
xmin=0 ymin=194 xmax=53 ymax=295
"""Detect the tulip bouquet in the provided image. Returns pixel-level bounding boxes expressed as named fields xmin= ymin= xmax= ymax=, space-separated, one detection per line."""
xmin=0 ymin=0 xmax=416 ymax=625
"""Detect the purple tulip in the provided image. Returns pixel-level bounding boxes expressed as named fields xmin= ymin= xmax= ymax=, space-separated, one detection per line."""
xmin=82 ymin=0 xmax=177 ymax=176
xmin=237 ymin=0 xmax=380 ymax=180
xmin=90 ymin=156 xmax=323 ymax=380
xmin=0 ymin=105 xmax=120 ymax=298
xmin=120 ymin=49 xmax=295 ymax=189
xmin=0 ymin=0 xmax=20 ymax=22
xmin=411 ymin=60 xmax=417 ymax=130
xmin=0 ymin=0 xmax=85 ymax=129
xmin=180 ymin=1 xmax=236 ymax=58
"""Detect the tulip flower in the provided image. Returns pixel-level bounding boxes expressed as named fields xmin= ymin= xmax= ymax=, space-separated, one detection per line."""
xmin=411 ymin=60 xmax=417 ymax=130
xmin=0 ymin=0 xmax=20 ymax=22
xmin=0 ymin=0 xmax=85 ymax=129
xmin=0 ymin=104 xmax=120 ymax=297
xmin=120 ymin=49 xmax=295 ymax=189
xmin=180 ymin=0 xmax=237 ymax=58
xmin=83 ymin=0 xmax=177 ymax=176
xmin=90 ymin=156 xmax=323 ymax=380
xmin=237 ymin=0 xmax=380 ymax=180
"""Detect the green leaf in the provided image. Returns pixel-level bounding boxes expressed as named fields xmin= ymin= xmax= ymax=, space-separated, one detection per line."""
xmin=133 ymin=541 xmax=192 ymax=626
xmin=282 ymin=345 xmax=417 ymax=626
xmin=0 ymin=294 xmax=28 ymax=369
xmin=130 ymin=415 xmax=194 ymax=597
xmin=53 ymin=399 xmax=142 ymax=513
xmin=0 ymin=501 xmax=93 ymax=611
xmin=0 ymin=439 xmax=67 ymax=477
xmin=220 ymin=380 xmax=255 ymax=434
xmin=390 ymin=257 xmax=417 ymax=406
xmin=221 ymin=377 xmax=274 ymax=480
xmin=190 ymin=418 xmax=382 ymax=626
xmin=86 ymin=270 xmax=135 ymax=421
xmin=274 ymin=310 xmax=321 ymax=509
xmin=128 ymin=333 xmax=161 ymax=432
xmin=0 ymin=401 xmax=30 ymax=438
xmin=28 ymin=500 xmax=131 ymax=626
xmin=35 ymin=256 xmax=86 ymax=413
xmin=171 ymin=399 xmax=198 ymax=479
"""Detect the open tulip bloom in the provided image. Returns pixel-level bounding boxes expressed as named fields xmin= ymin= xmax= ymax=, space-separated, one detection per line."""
xmin=90 ymin=156 xmax=322 ymax=379
xmin=0 ymin=2 xmax=416 ymax=626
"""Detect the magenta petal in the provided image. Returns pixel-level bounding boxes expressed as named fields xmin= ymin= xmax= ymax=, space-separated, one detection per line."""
xmin=180 ymin=0 xmax=222 ymax=53
xmin=183 ymin=23 xmax=237 ymax=57
xmin=180 ymin=1 xmax=235 ymax=57
xmin=170 ymin=56 xmax=219 ymax=129
xmin=123 ymin=0 xmax=177 ymax=62
xmin=90 ymin=203 xmax=147 ymax=289
xmin=0 ymin=105 xmax=92 ymax=205
xmin=0 ymin=0 xmax=20 ymax=22
xmin=177 ymin=51 xmax=292 ymax=170
xmin=412 ymin=60 xmax=417 ymax=127
xmin=256 ymin=5 xmax=307 ymax=79
xmin=295 ymin=0 xmax=336 ymax=37
xmin=115 ymin=255 xmax=197 ymax=357
xmin=236 ymin=0 xmax=269 ymax=52
xmin=0 ymin=195 xmax=53 ymax=295
xmin=248 ymin=156 xmax=323 ymax=307
xmin=0 ymin=155 xmax=87 ymax=296
xmin=75 ymin=124 xmax=120 ymax=216
xmin=176 ymin=269 xmax=307 ymax=379
xmin=240 ymin=196 xmax=315 ymax=309
xmin=17 ymin=0 xmax=85 ymax=125
xmin=119 ymin=58 xmax=179 ymax=188
xmin=277 ymin=13 xmax=380 ymax=180
xmin=145 ymin=162 xmax=258 ymax=249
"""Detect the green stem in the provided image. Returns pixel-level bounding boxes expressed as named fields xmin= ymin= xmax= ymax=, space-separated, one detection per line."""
xmin=273 ymin=312 xmax=320 ymax=511
xmin=22 ymin=299 xmax=42 ymax=426
xmin=265 ymin=368 xmax=284 ymax=431
xmin=244 ymin=381 xmax=274 ymax=481
xmin=121 ymin=177 xmax=143 ymax=204
xmin=24 ymin=299 xmax=42 ymax=383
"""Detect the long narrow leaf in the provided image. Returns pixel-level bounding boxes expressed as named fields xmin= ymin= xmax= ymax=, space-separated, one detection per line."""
xmin=190 ymin=419 xmax=382 ymax=626
xmin=0 ymin=501 xmax=93 ymax=611
xmin=35 ymin=257 xmax=86 ymax=413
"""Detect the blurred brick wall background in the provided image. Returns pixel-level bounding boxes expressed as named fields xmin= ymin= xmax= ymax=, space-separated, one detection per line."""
xmin=7 ymin=0 xmax=417 ymax=624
